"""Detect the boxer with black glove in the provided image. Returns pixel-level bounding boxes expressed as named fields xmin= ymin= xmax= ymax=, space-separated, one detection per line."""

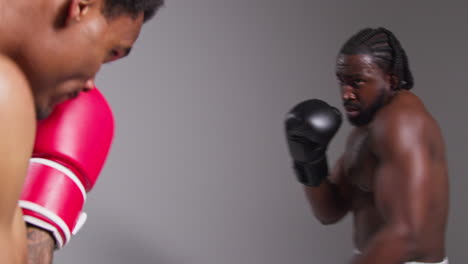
xmin=285 ymin=99 xmax=351 ymax=225
xmin=285 ymin=27 xmax=449 ymax=264
xmin=285 ymin=99 xmax=342 ymax=187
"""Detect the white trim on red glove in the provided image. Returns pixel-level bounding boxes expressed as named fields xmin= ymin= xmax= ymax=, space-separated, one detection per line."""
xmin=19 ymin=158 xmax=88 ymax=248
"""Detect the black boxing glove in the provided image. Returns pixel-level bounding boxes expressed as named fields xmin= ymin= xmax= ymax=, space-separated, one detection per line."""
xmin=285 ymin=99 xmax=342 ymax=186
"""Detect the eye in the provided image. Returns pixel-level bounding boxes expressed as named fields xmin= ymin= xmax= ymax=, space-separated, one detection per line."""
xmin=105 ymin=50 xmax=121 ymax=63
xmin=353 ymin=79 xmax=365 ymax=87
xmin=69 ymin=90 xmax=80 ymax=99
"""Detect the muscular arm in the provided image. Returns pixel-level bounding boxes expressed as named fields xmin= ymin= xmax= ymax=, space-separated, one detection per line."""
xmin=304 ymin=155 xmax=352 ymax=225
xmin=0 ymin=57 xmax=36 ymax=263
xmin=351 ymin=111 xmax=446 ymax=264
xmin=26 ymin=225 xmax=55 ymax=264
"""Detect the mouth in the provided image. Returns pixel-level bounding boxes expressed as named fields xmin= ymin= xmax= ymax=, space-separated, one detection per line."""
xmin=51 ymin=91 xmax=81 ymax=107
xmin=345 ymin=109 xmax=360 ymax=118
xmin=344 ymin=103 xmax=361 ymax=117
xmin=51 ymin=96 xmax=68 ymax=107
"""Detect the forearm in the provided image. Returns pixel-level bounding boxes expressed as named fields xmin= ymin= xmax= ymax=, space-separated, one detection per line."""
xmin=350 ymin=226 xmax=418 ymax=264
xmin=26 ymin=225 xmax=55 ymax=264
xmin=303 ymin=179 xmax=349 ymax=224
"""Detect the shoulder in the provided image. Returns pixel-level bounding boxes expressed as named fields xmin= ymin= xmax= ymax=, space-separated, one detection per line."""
xmin=0 ymin=55 xmax=27 ymax=82
xmin=0 ymin=55 xmax=34 ymax=115
xmin=0 ymin=56 xmax=36 ymax=221
xmin=370 ymin=91 xmax=440 ymax=155
xmin=372 ymin=91 xmax=436 ymax=137
xmin=0 ymin=55 xmax=34 ymax=112
xmin=0 ymin=55 xmax=35 ymax=145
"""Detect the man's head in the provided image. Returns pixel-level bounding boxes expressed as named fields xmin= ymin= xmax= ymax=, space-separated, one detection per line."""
xmin=11 ymin=0 xmax=164 ymax=119
xmin=335 ymin=27 xmax=413 ymax=126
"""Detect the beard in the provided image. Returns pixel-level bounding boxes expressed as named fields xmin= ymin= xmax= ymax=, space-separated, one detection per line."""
xmin=346 ymin=90 xmax=386 ymax=127
xmin=35 ymin=105 xmax=52 ymax=120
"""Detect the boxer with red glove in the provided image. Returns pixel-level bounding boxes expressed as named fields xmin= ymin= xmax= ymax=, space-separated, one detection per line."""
xmin=19 ymin=88 xmax=114 ymax=256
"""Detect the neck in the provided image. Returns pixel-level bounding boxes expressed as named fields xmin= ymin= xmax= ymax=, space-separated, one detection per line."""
xmin=383 ymin=88 xmax=402 ymax=105
xmin=0 ymin=0 xmax=47 ymax=60
xmin=0 ymin=2 xmax=24 ymax=59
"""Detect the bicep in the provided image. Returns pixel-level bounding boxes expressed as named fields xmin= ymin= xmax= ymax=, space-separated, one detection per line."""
xmin=374 ymin=135 xmax=434 ymax=234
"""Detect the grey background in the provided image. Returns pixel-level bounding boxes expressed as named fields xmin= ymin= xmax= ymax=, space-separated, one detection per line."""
xmin=56 ymin=1 xmax=468 ymax=263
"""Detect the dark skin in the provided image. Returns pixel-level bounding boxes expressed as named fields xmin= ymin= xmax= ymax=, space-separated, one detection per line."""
xmin=304 ymin=54 xmax=448 ymax=263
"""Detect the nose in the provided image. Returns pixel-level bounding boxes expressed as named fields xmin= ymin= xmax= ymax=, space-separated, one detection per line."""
xmin=83 ymin=78 xmax=96 ymax=92
xmin=341 ymin=85 xmax=356 ymax=101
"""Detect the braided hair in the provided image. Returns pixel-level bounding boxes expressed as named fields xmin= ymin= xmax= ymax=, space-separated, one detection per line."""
xmin=102 ymin=0 xmax=164 ymax=22
xmin=339 ymin=27 xmax=414 ymax=90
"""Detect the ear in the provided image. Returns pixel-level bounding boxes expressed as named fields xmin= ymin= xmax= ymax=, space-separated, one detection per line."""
xmin=65 ymin=0 xmax=96 ymax=25
xmin=387 ymin=74 xmax=400 ymax=91
xmin=392 ymin=75 xmax=401 ymax=90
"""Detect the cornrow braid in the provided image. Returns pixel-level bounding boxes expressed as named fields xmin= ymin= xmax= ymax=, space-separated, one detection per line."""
xmin=103 ymin=0 xmax=164 ymax=23
xmin=339 ymin=27 xmax=414 ymax=90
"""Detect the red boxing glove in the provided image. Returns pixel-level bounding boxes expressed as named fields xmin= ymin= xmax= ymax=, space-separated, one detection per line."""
xmin=19 ymin=88 xmax=114 ymax=248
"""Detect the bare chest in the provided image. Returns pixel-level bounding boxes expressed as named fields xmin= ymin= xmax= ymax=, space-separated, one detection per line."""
xmin=343 ymin=129 xmax=378 ymax=192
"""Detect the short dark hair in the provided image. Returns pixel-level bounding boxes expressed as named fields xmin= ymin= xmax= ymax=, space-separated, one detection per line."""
xmin=102 ymin=0 xmax=165 ymax=23
xmin=339 ymin=27 xmax=414 ymax=90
